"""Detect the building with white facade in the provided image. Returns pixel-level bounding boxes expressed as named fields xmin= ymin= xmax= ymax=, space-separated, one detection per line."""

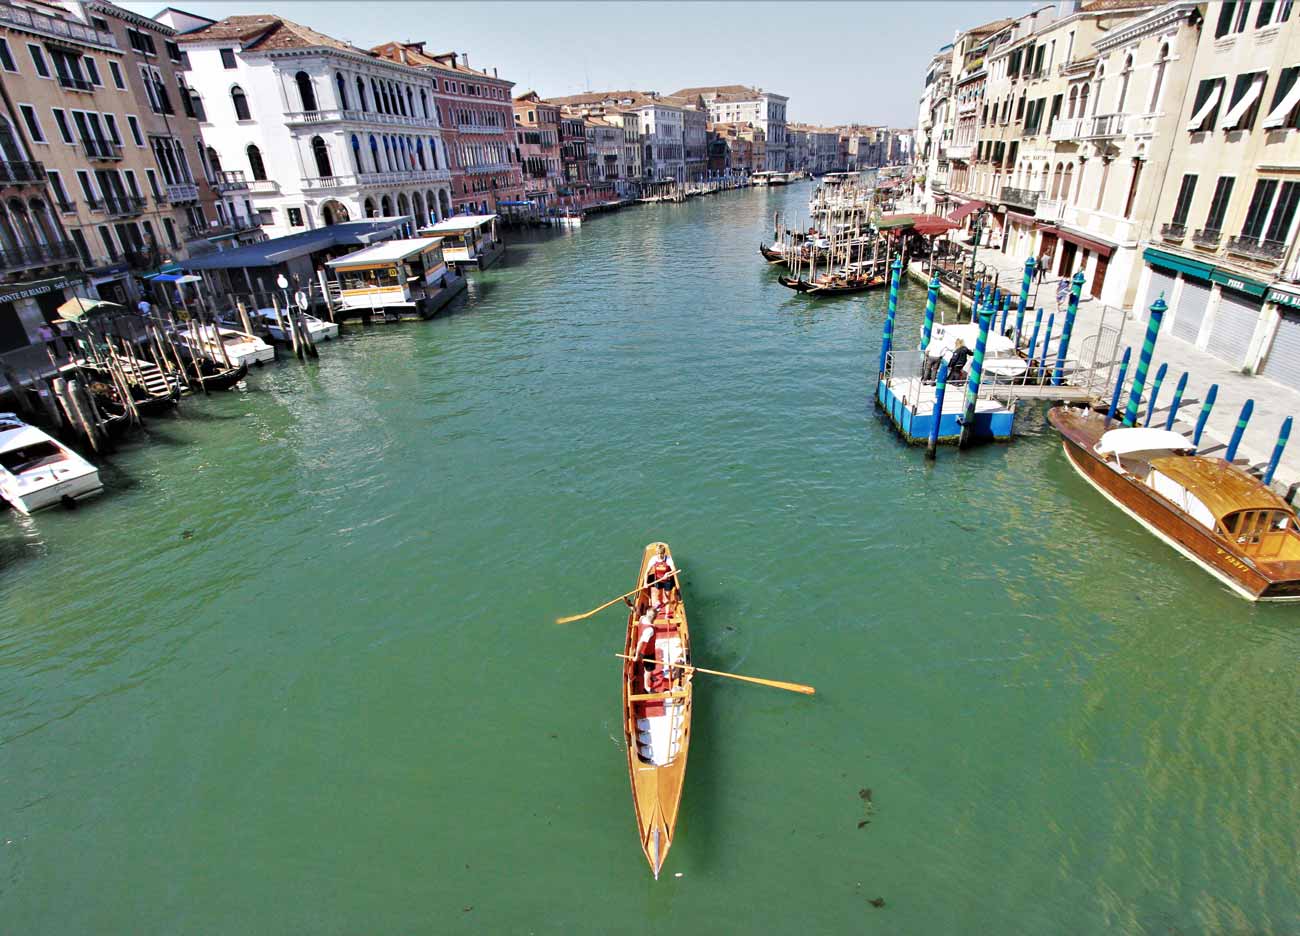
xmin=177 ymin=14 xmax=452 ymax=238
xmin=671 ymin=85 xmax=789 ymax=170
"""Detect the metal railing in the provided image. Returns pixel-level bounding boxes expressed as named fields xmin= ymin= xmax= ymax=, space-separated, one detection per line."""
xmin=1192 ymin=227 xmax=1222 ymax=248
xmin=1226 ymin=235 xmax=1287 ymax=261
xmin=0 ymin=240 xmax=79 ymax=271
xmin=0 ymin=160 xmax=46 ymax=184
xmin=1160 ymin=222 xmax=1187 ymax=241
xmin=1001 ymin=185 xmax=1041 ymax=210
xmin=83 ymin=138 xmax=123 ymax=160
xmin=57 ymin=73 xmax=94 ymax=92
xmin=102 ymin=195 xmax=146 ymax=217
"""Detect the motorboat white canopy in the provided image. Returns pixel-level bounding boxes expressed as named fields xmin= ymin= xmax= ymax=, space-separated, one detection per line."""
xmin=927 ymin=322 xmax=1016 ymax=357
xmin=1096 ymin=427 xmax=1192 ymax=456
xmin=419 ymin=215 xmax=498 ymax=236
xmin=325 ymin=237 xmax=444 ymax=267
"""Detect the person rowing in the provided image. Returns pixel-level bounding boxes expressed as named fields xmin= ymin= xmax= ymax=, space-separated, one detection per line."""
xmin=646 ymin=545 xmax=676 ymax=610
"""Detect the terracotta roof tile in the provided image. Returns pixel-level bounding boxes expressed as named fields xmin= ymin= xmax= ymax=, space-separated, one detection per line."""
xmin=182 ymin=15 xmax=362 ymax=54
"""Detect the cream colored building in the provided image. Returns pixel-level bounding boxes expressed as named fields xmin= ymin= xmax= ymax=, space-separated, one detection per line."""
xmin=1136 ymin=0 xmax=1300 ymax=386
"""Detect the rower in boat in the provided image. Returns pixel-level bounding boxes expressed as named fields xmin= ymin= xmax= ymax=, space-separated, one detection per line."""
xmin=646 ymin=544 xmax=676 ymax=607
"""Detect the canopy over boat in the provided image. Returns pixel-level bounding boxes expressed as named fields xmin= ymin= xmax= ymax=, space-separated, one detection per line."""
xmin=1096 ymin=427 xmax=1192 ymax=456
xmin=1149 ymin=455 xmax=1295 ymax=520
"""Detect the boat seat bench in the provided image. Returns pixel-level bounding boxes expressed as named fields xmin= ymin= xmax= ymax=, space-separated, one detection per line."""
xmin=628 ymin=690 xmax=688 ymax=702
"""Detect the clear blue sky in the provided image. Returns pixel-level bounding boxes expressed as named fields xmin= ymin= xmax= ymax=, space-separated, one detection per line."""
xmin=125 ymin=1 xmax=1036 ymax=126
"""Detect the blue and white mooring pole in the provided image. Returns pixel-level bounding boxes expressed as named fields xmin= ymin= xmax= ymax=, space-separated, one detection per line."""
xmin=926 ymin=359 xmax=950 ymax=460
xmin=1193 ymin=384 xmax=1218 ymax=451
xmin=921 ymin=272 xmax=940 ymax=351
xmin=1051 ymin=271 xmax=1087 ymax=387
xmin=1144 ymin=362 xmax=1168 ymax=427
xmin=958 ymin=307 xmax=994 ymax=450
xmin=1164 ymin=371 xmax=1189 ymax=431
xmin=1264 ymin=416 xmax=1292 ymax=486
xmin=1122 ymin=295 xmax=1167 ymax=427
xmin=1106 ymin=347 xmax=1131 ymax=426
xmin=1225 ymin=399 xmax=1254 ymax=463
xmin=1015 ymin=256 xmax=1034 ymax=348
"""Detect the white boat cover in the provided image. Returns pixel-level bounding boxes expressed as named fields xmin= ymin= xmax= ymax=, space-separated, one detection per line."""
xmin=1096 ymin=427 xmax=1192 ymax=456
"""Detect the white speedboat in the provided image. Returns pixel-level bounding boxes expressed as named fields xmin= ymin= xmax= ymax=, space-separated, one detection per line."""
xmin=0 ymin=413 xmax=102 ymax=514
xmin=248 ymin=308 xmax=339 ymax=344
xmin=175 ymin=324 xmax=275 ymax=367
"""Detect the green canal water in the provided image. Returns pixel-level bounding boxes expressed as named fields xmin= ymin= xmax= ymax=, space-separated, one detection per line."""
xmin=2 ymin=184 xmax=1296 ymax=934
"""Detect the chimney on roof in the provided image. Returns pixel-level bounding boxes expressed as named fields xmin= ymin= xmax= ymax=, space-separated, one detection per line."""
xmin=463 ymin=52 xmax=470 ymax=69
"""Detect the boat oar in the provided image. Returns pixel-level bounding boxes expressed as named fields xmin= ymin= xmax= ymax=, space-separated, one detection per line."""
xmin=614 ymin=654 xmax=815 ymax=695
xmin=555 ymin=569 xmax=683 ymax=624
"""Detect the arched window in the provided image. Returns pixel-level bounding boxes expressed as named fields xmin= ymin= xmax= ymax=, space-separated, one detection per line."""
xmin=1062 ymin=162 xmax=1074 ymax=203
xmin=364 ymin=197 xmax=376 ymax=218
xmin=373 ymin=79 xmax=385 ymax=114
xmin=246 ymin=143 xmax=266 ymax=181
xmin=429 ymin=138 xmax=439 ymax=170
xmin=336 ymin=73 xmax=349 ymax=110
xmin=420 ymin=90 xmax=429 ymax=120
xmin=1068 ymin=86 xmax=1079 ymax=119
xmin=383 ymin=136 xmax=393 ymax=170
xmin=206 ymin=146 xmax=222 ymax=174
xmin=351 ymin=134 xmax=362 ymax=172
xmin=1050 ymin=162 xmax=1063 ymax=198
xmin=416 ymin=138 xmax=426 ymax=169
xmin=311 ymin=136 xmax=332 ymax=177
xmin=231 ymin=85 xmax=251 ymax=121
xmin=405 ymin=87 xmax=414 ymax=117
xmin=1149 ymin=44 xmax=1169 ymax=112
xmin=1116 ymin=56 xmax=1133 ymax=113
xmin=296 ymin=71 xmax=317 ymax=112
xmin=1079 ymin=84 xmax=1090 ymax=117
xmin=369 ymin=134 xmax=380 ymax=172
xmin=356 ymin=76 xmax=367 ymax=111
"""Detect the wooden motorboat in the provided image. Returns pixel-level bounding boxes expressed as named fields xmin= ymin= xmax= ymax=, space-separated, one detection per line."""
xmin=622 ymin=542 xmax=692 ymax=879
xmin=80 ymin=361 xmax=180 ymax=415
xmin=174 ymin=324 xmax=275 ymax=368
xmin=1049 ymin=405 xmax=1300 ymax=601
xmin=0 ymin=413 xmax=102 ymax=514
xmin=247 ymin=308 xmax=338 ymax=344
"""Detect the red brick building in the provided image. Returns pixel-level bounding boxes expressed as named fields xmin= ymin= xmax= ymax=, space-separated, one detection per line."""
xmin=371 ymin=43 xmax=523 ymax=215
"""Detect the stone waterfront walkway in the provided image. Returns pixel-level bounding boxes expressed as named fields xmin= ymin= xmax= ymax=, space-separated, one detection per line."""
xmin=908 ymin=246 xmax=1300 ymax=499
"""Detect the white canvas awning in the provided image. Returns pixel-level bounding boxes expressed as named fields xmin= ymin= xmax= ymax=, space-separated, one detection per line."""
xmin=1186 ymin=83 xmax=1223 ymax=131
xmin=1263 ymin=77 xmax=1300 ymax=129
xmin=1096 ymin=427 xmax=1192 ymax=456
xmin=1221 ymin=75 xmax=1266 ymax=130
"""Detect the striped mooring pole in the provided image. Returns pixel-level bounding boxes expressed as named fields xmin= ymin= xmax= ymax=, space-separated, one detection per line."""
xmin=1144 ymin=362 xmax=1169 ymax=427
xmin=1225 ymin=399 xmax=1254 ymax=463
xmin=999 ymin=293 xmax=1011 ymax=335
xmin=958 ymin=308 xmax=994 ymax=450
xmin=973 ymin=280 xmax=985 ymax=317
xmin=1015 ymin=256 xmax=1034 ymax=347
xmin=1051 ymin=271 xmax=1087 ymax=387
xmin=1039 ymin=312 xmax=1055 ymax=382
xmin=878 ymin=255 xmax=902 ymax=376
xmin=1264 ymin=416 xmax=1292 ymax=486
xmin=1122 ymin=295 xmax=1167 ymax=426
xmin=1164 ymin=372 xmax=1189 ymax=431
xmin=1105 ymin=347 xmax=1131 ymax=426
xmin=921 ymin=272 xmax=940 ymax=351
xmin=926 ymin=358 xmax=950 ymax=460
xmin=1027 ymin=306 xmax=1044 ymax=366
xmin=1193 ymin=384 xmax=1218 ymax=451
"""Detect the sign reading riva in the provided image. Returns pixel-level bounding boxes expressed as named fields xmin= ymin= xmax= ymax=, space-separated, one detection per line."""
xmin=1266 ymin=288 xmax=1300 ymax=310
xmin=0 ymin=275 xmax=83 ymax=305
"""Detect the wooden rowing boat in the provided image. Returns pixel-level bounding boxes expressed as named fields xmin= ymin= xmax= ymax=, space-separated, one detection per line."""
xmin=622 ymin=541 xmax=692 ymax=878
xmin=1049 ymin=405 xmax=1300 ymax=600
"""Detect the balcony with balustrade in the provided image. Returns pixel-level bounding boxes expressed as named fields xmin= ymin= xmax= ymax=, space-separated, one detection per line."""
xmin=301 ymin=168 xmax=453 ymax=191
xmin=164 ymin=182 xmax=199 ymax=203
xmin=1160 ymin=222 xmax=1187 ymax=242
xmin=214 ymin=170 xmax=249 ymax=193
xmin=56 ymin=72 xmax=94 ymax=92
xmin=1192 ymin=227 xmax=1222 ymax=248
xmin=0 ymin=161 xmax=46 ymax=186
xmin=1226 ymin=235 xmax=1288 ymax=263
xmin=1035 ymin=197 xmax=1064 ymax=222
xmin=1001 ymin=186 xmax=1041 ymax=212
xmin=0 ymin=240 xmax=79 ymax=273
xmin=283 ymin=109 xmax=439 ymax=129
xmin=248 ymin=179 xmax=280 ymax=194
xmin=1080 ymin=113 xmax=1126 ymax=140
xmin=946 ymin=142 xmax=974 ymax=160
xmin=1048 ymin=116 xmax=1081 ymax=143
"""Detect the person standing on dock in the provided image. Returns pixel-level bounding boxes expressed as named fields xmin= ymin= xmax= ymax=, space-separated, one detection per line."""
xmin=948 ymin=339 xmax=972 ymax=384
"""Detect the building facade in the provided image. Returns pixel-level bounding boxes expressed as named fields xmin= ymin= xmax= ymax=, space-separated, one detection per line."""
xmin=513 ymin=90 xmax=561 ymax=211
xmin=673 ymin=85 xmax=788 ymax=170
xmin=180 ymin=16 xmax=452 ymax=239
xmin=372 ymin=43 xmax=523 ymax=216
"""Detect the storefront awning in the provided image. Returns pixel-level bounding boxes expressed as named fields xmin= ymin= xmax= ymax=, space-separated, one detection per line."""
xmin=1211 ymin=268 xmax=1268 ymax=296
xmin=913 ymin=215 xmax=960 ymax=236
xmin=1052 ymin=226 xmax=1114 ymax=257
xmin=947 ymin=200 xmax=985 ymax=223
